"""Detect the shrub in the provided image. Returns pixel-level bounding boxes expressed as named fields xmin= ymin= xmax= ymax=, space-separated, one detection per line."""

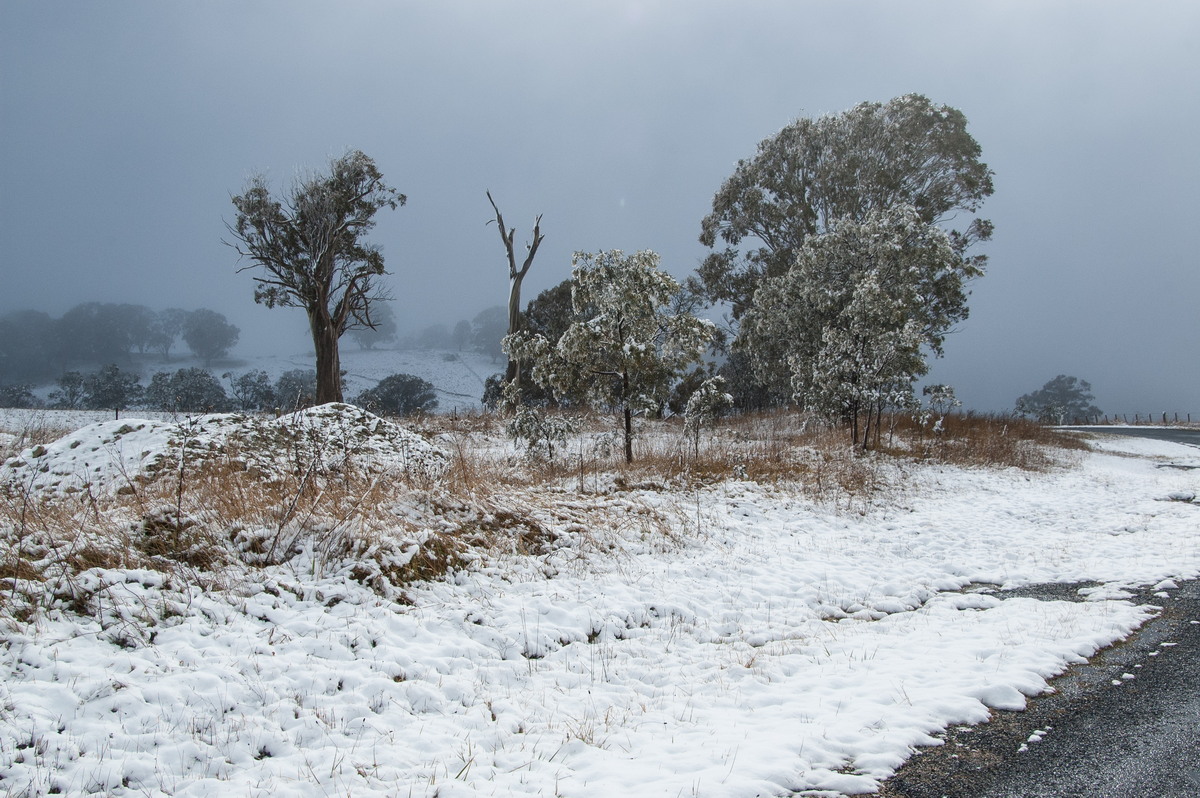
xmin=355 ymin=373 xmax=438 ymax=417
xmin=145 ymin=368 xmax=232 ymax=413
xmin=274 ymin=369 xmax=318 ymax=411
xmin=0 ymin=384 xmax=40 ymax=409
xmin=224 ymin=369 xmax=276 ymax=412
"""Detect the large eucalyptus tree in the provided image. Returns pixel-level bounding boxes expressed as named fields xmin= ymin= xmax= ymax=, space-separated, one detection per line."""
xmin=695 ymin=94 xmax=993 ymax=321
xmin=227 ymin=150 xmax=404 ymax=404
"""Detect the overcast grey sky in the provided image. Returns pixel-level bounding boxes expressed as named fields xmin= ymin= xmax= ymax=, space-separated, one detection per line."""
xmin=2 ymin=0 xmax=1197 ymax=415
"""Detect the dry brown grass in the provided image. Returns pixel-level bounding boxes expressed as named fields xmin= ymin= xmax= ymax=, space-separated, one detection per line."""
xmin=424 ymin=406 xmax=1077 ymax=506
xmin=0 ymin=434 xmax=464 ymax=621
xmin=1 ymin=406 xmax=1089 ymax=627
xmin=882 ymin=412 xmax=1089 ymax=470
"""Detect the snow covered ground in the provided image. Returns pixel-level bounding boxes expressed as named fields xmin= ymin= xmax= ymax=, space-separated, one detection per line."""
xmin=1 ymin=417 xmax=1198 ymax=797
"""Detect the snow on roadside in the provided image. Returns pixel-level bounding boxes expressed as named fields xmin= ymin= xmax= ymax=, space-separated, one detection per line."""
xmin=1 ymin=434 xmax=1198 ymax=796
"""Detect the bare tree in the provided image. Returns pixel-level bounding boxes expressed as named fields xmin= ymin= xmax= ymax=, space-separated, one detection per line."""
xmin=227 ymin=150 xmax=404 ymax=404
xmin=486 ymin=190 xmax=544 ymax=389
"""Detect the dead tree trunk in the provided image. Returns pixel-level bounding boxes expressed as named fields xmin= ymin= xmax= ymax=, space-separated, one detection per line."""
xmin=487 ymin=191 xmax=544 ymax=391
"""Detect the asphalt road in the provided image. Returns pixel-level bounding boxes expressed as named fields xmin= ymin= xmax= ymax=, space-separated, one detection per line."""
xmin=879 ymin=427 xmax=1200 ymax=797
xmin=1060 ymin=426 xmax=1200 ymax=448
xmin=878 ymin=581 xmax=1200 ymax=798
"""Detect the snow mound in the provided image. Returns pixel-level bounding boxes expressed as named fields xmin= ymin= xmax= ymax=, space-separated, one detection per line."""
xmin=0 ymin=403 xmax=449 ymax=496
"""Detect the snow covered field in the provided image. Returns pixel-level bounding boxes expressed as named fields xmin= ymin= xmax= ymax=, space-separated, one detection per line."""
xmin=1 ymin=412 xmax=1198 ymax=797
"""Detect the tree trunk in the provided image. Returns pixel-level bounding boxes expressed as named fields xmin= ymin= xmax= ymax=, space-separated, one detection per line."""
xmin=505 ymin=274 xmax=524 ymax=386
xmin=486 ymin=192 xmax=543 ymax=394
xmin=310 ymin=310 xmax=343 ymax=404
xmin=624 ymin=405 xmax=634 ymax=464
xmin=622 ymin=371 xmax=633 ymax=464
xmin=849 ymin=398 xmax=860 ymax=448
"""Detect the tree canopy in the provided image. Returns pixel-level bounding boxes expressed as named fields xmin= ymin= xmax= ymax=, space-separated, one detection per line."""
xmin=695 ymin=94 xmax=993 ymax=320
xmin=182 ymin=309 xmax=239 ymax=365
xmin=740 ymin=205 xmax=980 ymax=445
xmin=1016 ymin=375 xmax=1102 ymax=424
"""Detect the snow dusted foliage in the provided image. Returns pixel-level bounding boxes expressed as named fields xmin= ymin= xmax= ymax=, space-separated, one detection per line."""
xmin=683 ymin=376 xmax=733 ymax=456
xmin=505 ymin=250 xmax=714 ymax=462
xmin=922 ymin=383 xmax=962 ymax=431
xmin=505 ymin=403 xmax=576 ymax=461
xmin=696 ymin=93 xmax=993 ymax=321
xmin=0 ymin=403 xmax=449 ymax=497
xmin=741 ymin=206 xmax=979 ymax=446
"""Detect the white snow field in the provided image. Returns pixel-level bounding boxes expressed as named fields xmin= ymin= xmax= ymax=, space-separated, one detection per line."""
xmin=1 ymin=413 xmax=1198 ymax=797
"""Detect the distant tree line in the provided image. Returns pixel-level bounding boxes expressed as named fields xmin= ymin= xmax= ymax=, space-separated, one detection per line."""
xmin=0 ymin=302 xmax=240 ymax=386
xmin=1 ymin=362 xmax=436 ymax=419
xmin=342 ymin=299 xmax=514 ymax=367
xmin=395 ymin=305 xmax=509 ymax=361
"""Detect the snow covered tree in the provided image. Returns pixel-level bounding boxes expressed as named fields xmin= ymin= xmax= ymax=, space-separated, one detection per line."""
xmin=695 ymin=94 xmax=993 ymax=320
xmin=920 ymin=384 xmax=962 ymax=432
xmin=227 ymin=150 xmax=404 ymax=404
xmin=48 ymin=371 xmax=87 ymax=409
xmin=506 ymin=250 xmax=714 ymax=463
xmin=1015 ymin=375 xmax=1102 ymax=424
xmin=740 ymin=206 xmax=979 ymax=447
xmin=805 ymin=276 xmax=926 ymax=447
xmin=83 ymin=364 xmax=142 ymax=416
xmin=506 ymin=403 xmax=576 ymax=462
xmin=683 ymin=376 xmax=733 ymax=458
